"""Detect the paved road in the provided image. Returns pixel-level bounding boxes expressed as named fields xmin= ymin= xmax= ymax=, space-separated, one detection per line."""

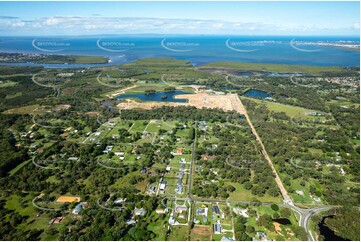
xmin=188 ymin=121 xmax=197 ymax=199
xmin=284 ymin=204 xmax=334 ymax=241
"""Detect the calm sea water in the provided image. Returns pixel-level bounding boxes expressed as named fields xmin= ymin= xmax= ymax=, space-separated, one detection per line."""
xmin=0 ymin=35 xmax=359 ymax=67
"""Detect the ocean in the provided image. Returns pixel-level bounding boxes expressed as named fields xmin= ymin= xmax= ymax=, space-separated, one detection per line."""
xmin=0 ymin=35 xmax=359 ymax=68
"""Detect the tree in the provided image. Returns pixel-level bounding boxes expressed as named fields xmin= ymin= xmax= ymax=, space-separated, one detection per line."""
xmin=244 ymin=182 xmax=252 ymax=190
xmin=280 ymin=208 xmax=291 ymax=218
xmin=227 ymin=185 xmax=236 ymax=192
xmin=246 ymin=225 xmax=255 ymax=235
xmin=271 ymin=204 xmax=279 ymax=211
xmin=324 ymin=207 xmax=360 ymax=241
xmin=256 ymin=214 xmax=273 ymax=230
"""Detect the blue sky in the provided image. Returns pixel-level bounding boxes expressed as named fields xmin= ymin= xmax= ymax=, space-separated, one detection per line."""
xmin=0 ymin=1 xmax=359 ymax=36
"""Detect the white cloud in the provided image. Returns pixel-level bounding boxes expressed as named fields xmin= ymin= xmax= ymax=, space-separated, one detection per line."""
xmin=0 ymin=16 xmax=359 ymax=35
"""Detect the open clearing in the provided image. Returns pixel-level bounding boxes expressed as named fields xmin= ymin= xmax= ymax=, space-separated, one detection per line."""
xmin=190 ymin=225 xmax=212 ymax=241
xmin=3 ymin=104 xmax=40 ymax=114
xmin=241 ymin=97 xmax=330 ymax=120
xmin=117 ymin=92 xmax=247 ymax=114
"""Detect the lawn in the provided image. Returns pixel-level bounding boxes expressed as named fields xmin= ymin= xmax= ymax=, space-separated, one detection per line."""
xmin=226 ymin=182 xmax=282 ymax=203
xmin=241 ymin=97 xmax=329 ymax=120
xmin=167 ymin=225 xmax=189 ymax=241
xmin=3 ymin=104 xmax=40 ymax=114
xmin=202 ymin=62 xmax=353 ymax=76
xmin=9 ymin=159 xmax=31 ymax=176
xmin=129 ymin=120 xmax=148 ymax=132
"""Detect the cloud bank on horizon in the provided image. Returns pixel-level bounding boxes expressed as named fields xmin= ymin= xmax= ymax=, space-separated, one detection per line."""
xmin=0 ymin=1 xmax=359 ymax=36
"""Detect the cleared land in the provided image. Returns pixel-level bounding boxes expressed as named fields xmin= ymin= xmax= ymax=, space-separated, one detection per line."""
xmin=190 ymin=225 xmax=212 ymax=241
xmin=56 ymin=196 xmax=81 ymax=203
xmin=117 ymin=92 xmax=247 ymax=114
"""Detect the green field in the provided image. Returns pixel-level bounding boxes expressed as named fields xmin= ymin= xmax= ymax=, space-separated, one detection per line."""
xmin=241 ymin=97 xmax=330 ymax=120
xmin=167 ymin=225 xmax=189 ymax=241
xmin=226 ymin=182 xmax=282 ymax=203
xmin=202 ymin=62 xmax=354 ymax=75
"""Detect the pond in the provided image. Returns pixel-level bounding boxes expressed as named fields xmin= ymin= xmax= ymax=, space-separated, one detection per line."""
xmin=243 ymin=89 xmax=272 ymax=99
xmin=116 ymin=90 xmax=190 ymax=103
xmin=272 ymin=218 xmax=291 ymax=225
xmin=318 ymin=215 xmax=349 ymax=241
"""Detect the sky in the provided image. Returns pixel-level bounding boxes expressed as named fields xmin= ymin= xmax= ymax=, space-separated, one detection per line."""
xmin=0 ymin=1 xmax=359 ymax=36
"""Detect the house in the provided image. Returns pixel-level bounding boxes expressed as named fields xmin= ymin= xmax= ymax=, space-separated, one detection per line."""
xmin=180 ymin=158 xmax=186 ymax=163
xmin=176 ymin=148 xmax=183 ymax=155
xmin=68 ymin=157 xmax=79 ymax=161
xmin=214 ymin=223 xmax=222 ymax=234
xmin=221 ymin=236 xmax=234 ymax=241
xmin=72 ymin=203 xmax=83 ymax=214
xmin=175 ymin=185 xmax=183 ymax=194
xmin=176 ymin=179 xmax=183 ymax=186
xmin=197 ymin=207 xmax=208 ymax=216
xmin=199 ymin=121 xmax=207 ymax=130
xmin=156 ymin=208 xmax=166 ymax=214
xmin=179 ymin=164 xmax=185 ymax=171
xmin=149 ymin=186 xmax=156 ymax=194
xmin=82 ymin=202 xmax=89 ymax=209
xmin=255 ymin=232 xmax=267 ymax=241
xmin=119 ymin=157 xmax=125 ymax=161
xmin=296 ymin=190 xmax=304 ymax=196
xmin=103 ymin=145 xmax=114 ymax=154
xmin=176 ymin=172 xmax=184 ymax=179
xmin=53 ymin=217 xmax=63 ymax=223
xmin=114 ymin=152 xmax=125 ymax=156
xmin=166 ymin=166 xmax=171 ymax=172
xmin=169 ymin=216 xmax=176 ymax=225
xmin=134 ymin=208 xmax=146 ymax=216
xmin=126 ymin=219 xmax=136 ymax=225
xmin=212 ymin=205 xmax=220 ymax=215
xmin=175 ymin=205 xmax=187 ymax=213
xmin=159 ymin=180 xmax=167 ymax=190
xmin=114 ymin=198 xmax=126 ymax=204
xmin=340 ymin=168 xmax=345 ymax=175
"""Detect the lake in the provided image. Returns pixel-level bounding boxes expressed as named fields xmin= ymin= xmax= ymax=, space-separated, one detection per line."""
xmin=116 ymin=90 xmax=190 ymax=103
xmin=318 ymin=215 xmax=349 ymax=241
xmin=243 ymin=89 xmax=272 ymax=98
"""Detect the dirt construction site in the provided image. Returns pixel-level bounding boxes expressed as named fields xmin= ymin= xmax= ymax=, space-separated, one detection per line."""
xmin=116 ymin=92 xmax=247 ymax=114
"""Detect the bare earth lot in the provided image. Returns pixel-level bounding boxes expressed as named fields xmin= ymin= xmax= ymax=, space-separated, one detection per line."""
xmin=117 ymin=92 xmax=247 ymax=114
